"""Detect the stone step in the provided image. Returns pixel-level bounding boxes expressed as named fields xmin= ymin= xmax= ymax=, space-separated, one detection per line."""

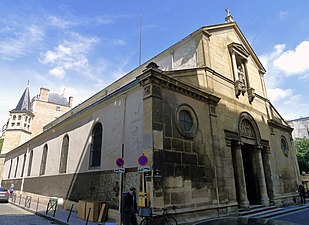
xmin=254 ymin=204 xmax=309 ymax=219
xmin=243 ymin=207 xmax=284 ymax=218
xmin=239 ymin=205 xmax=278 ymax=216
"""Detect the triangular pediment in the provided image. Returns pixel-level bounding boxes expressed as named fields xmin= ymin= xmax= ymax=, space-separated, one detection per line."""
xmin=203 ymin=22 xmax=266 ymax=74
xmin=228 ymin=42 xmax=250 ymax=59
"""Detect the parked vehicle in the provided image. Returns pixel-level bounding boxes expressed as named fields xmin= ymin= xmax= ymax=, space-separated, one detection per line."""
xmin=0 ymin=187 xmax=10 ymax=203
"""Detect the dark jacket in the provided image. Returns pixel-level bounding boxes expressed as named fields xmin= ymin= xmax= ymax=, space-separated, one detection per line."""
xmin=122 ymin=192 xmax=137 ymax=213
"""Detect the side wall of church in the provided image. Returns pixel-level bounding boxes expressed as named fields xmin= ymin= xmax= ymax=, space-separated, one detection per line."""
xmin=2 ymin=86 xmax=144 ymax=209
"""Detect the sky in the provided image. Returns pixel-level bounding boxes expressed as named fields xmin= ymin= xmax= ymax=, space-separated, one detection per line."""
xmin=0 ymin=0 xmax=309 ymax=127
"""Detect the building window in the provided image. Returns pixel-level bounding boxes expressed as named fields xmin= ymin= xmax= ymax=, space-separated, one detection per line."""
xmin=17 ymin=122 xmax=20 ymax=126
xmin=27 ymin=151 xmax=33 ymax=176
xmin=28 ymin=118 xmax=31 ymax=123
xmin=13 ymin=115 xmax=16 ymax=120
xmin=18 ymin=115 xmax=21 ymax=120
xmin=25 ymin=116 xmax=28 ymax=121
xmin=21 ymin=153 xmax=26 ymax=177
xmin=8 ymin=160 xmax=12 ymax=179
xmin=40 ymin=144 xmax=48 ymax=176
xmin=14 ymin=157 xmax=19 ymax=178
xmin=176 ymin=104 xmax=198 ymax=138
xmin=24 ymin=123 xmax=27 ymax=128
xmin=89 ymin=123 xmax=103 ymax=168
xmin=11 ymin=123 xmax=15 ymax=127
xmin=59 ymin=135 xmax=69 ymax=174
xmin=281 ymin=136 xmax=289 ymax=156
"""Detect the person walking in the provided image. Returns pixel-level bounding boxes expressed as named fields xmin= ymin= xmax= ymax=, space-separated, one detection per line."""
xmin=122 ymin=186 xmax=138 ymax=225
xmin=9 ymin=183 xmax=14 ymax=199
xmin=298 ymin=184 xmax=306 ymax=204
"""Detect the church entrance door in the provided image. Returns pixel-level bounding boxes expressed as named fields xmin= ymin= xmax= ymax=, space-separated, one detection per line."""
xmin=242 ymin=143 xmax=261 ymax=205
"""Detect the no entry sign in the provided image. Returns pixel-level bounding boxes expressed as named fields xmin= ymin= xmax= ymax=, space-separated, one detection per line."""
xmin=138 ymin=155 xmax=148 ymax=166
xmin=116 ymin=158 xmax=125 ymax=168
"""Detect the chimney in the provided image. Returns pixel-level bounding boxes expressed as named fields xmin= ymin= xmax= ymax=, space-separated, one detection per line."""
xmin=39 ymin=87 xmax=50 ymax=102
xmin=69 ymin=96 xmax=73 ymax=108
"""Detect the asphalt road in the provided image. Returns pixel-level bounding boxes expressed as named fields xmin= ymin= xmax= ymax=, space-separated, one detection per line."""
xmin=0 ymin=202 xmax=56 ymax=225
xmin=271 ymin=206 xmax=309 ymax=225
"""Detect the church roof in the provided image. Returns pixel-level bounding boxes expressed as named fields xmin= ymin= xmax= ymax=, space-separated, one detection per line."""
xmin=11 ymin=86 xmax=32 ymax=113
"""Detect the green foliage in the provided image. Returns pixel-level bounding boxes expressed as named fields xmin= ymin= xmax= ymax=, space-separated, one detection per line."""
xmin=295 ymin=137 xmax=309 ymax=173
xmin=0 ymin=138 xmax=3 ymax=153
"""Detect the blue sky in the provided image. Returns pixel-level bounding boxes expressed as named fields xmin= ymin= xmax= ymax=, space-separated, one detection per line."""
xmin=0 ymin=0 xmax=309 ymax=127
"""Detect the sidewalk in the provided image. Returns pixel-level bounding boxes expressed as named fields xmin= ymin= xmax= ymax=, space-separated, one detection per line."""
xmin=9 ymin=195 xmax=115 ymax=225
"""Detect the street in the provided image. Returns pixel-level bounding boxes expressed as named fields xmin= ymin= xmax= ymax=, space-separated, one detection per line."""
xmin=0 ymin=202 xmax=57 ymax=225
xmin=271 ymin=207 xmax=309 ymax=225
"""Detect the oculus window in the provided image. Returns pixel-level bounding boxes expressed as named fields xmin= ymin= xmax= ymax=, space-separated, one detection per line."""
xmin=176 ymin=104 xmax=198 ymax=138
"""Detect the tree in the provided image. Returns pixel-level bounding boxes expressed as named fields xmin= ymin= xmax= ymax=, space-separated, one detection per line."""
xmin=295 ymin=137 xmax=309 ymax=173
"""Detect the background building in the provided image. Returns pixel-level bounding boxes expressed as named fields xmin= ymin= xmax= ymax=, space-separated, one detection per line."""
xmin=1 ymin=87 xmax=73 ymax=154
xmin=287 ymin=117 xmax=309 ymax=139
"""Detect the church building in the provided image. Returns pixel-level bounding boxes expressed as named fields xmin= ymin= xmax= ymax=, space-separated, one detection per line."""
xmin=1 ymin=14 xmax=300 ymax=223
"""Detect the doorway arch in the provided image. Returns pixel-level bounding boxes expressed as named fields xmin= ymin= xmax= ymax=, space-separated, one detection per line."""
xmin=232 ymin=112 xmax=270 ymax=208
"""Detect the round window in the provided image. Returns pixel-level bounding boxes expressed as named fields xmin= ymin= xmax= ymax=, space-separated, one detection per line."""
xmin=176 ymin=105 xmax=198 ymax=138
xmin=281 ymin=136 xmax=289 ymax=156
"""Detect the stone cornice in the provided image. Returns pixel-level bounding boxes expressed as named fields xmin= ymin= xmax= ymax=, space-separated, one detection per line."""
xmin=268 ymin=119 xmax=293 ymax=133
xmin=137 ymin=63 xmax=220 ymax=105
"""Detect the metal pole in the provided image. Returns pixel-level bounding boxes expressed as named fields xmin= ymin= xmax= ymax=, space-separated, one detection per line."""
xmin=67 ymin=204 xmax=74 ymax=222
xmin=36 ymin=198 xmax=39 ymax=211
xmin=85 ymin=207 xmax=91 ymax=225
xmin=139 ymin=15 xmax=142 ymax=66
xmin=119 ymin=95 xmax=127 ymax=224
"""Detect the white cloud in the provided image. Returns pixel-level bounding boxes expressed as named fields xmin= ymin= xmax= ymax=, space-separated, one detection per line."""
xmin=0 ymin=25 xmax=44 ymax=60
xmin=267 ymin=88 xmax=293 ymax=103
xmin=49 ymin=67 xmax=65 ymax=78
xmin=274 ymin=41 xmax=309 ymax=75
xmin=49 ymin=16 xmax=75 ymax=29
xmin=279 ymin=11 xmax=288 ymax=18
xmin=40 ymin=33 xmax=99 ymax=78
xmin=259 ymin=42 xmax=309 ymax=120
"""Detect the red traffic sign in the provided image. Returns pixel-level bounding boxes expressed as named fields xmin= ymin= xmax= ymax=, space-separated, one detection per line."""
xmin=116 ymin=158 xmax=125 ymax=168
xmin=138 ymin=155 xmax=148 ymax=166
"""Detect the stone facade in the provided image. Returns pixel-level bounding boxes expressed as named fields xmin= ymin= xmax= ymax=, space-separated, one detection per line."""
xmin=1 ymin=22 xmax=300 ymax=223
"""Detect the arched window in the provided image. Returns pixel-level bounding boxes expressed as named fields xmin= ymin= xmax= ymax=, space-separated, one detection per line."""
xmin=59 ymin=135 xmax=69 ymax=173
xmin=21 ymin=153 xmax=26 ymax=177
xmin=40 ymin=144 xmax=48 ymax=176
xmin=8 ymin=159 xmax=12 ymax=178
xmin=27 ymin=151 xmax=33 ymax=176
xmin=89 ymin=123 xmax=102 ymax=168
xmin=14 ymin=157 xmax=19 ymax=178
